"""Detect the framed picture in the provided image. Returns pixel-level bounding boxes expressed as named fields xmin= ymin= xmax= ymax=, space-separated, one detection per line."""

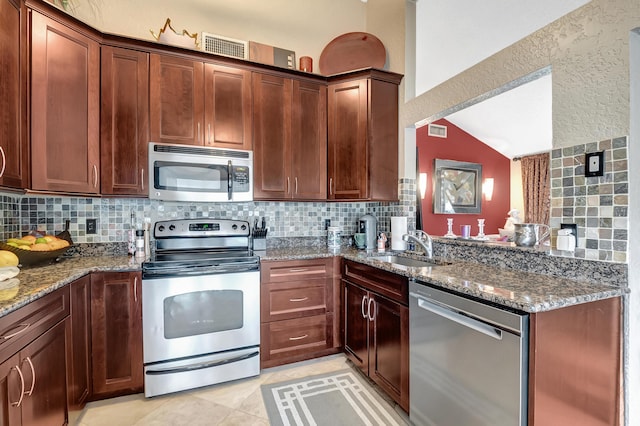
xmin=433 ymin=159 xmax=482 ymax=214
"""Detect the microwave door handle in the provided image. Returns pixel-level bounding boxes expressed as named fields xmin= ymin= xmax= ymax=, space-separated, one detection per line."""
xmin=227 ymin=160 xmax=233 ymax=200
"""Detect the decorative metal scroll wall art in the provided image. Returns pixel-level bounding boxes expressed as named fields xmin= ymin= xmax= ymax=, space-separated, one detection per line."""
xmin=433 ymin=159 xmax=482 ymax=214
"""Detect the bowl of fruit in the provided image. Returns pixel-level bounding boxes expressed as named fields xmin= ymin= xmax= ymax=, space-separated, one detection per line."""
xmin=1 ymin=231 xmax=73 ymax=267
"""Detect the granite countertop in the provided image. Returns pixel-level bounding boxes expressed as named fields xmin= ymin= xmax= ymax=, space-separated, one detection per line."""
xmin=261 ymin=246 xmax=628 ymax=313
xmin=0 ymin=246 xmax=628 ymax=318
xmin=0 ymin=256 xmax=141 ymax=317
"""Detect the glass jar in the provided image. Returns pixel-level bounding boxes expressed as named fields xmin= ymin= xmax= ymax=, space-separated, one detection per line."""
xmin=327 ymin=226 xmax=341 ymax=248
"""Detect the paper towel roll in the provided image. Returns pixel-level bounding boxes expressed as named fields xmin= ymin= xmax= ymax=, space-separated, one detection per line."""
xmin=391 ymin=216 xmax=408 ymax=250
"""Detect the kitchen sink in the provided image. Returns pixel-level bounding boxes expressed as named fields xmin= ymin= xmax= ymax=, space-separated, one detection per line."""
xmin=368 ymin=255 xmax=449 ymax=268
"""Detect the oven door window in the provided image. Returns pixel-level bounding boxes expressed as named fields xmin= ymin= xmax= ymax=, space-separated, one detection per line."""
xmin=154 ymin=161 xmax=229 ymax=193
xmin=163 ymin=289 xmax=243 ymax=339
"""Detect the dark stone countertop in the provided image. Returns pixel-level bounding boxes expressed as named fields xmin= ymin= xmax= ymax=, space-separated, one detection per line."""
xmin=260 ymin=246 xmax=627 ymax=313
xmin=0 ymin=245 xmax=628 ymax=318
xmin=0 ymin=256 xmax=141 ymax=317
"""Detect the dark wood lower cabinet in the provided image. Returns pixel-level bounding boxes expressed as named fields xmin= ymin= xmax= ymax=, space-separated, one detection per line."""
xmin=0 ymin=320 xmax=68 ymax=426
xmin=67 ymin=275 xmax=91 ymax=410
xmin=90 ymin=272 xmax=143 ymax=399
xmin=342 ymin=260 xmax=409 ymax=412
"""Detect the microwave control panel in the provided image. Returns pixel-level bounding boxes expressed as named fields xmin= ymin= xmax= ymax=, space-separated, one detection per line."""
xmin=233 ymin=166 xmax=250 ymax=192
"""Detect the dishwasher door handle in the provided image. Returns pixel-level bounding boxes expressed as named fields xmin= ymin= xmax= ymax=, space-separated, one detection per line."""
xmin=412 ymin=293 xmax=503 ymax=340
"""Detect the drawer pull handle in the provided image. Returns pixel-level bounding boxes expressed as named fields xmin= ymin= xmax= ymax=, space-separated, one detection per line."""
xmin=23 ymin=357 xmax=35 ymax=396
xmin=289 ymin=297 xmax=309 ymax=302
xmin=10 ymin=366 xmax=25 ymax=407
xmin=2 ymin=323 xmax=31 ymax=340
xmin=288 ymin=268 xmax=309 ymax=273
xmin=289 ymin=334 xmax=308 ymax=341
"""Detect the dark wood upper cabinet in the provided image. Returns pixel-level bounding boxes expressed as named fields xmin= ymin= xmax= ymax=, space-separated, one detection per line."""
xmin=150 ymin=54 xmax=252 ymax=149
xmin=90 ymin=272 xmax=143 ymax=400
xmin=253 ymin=73 xmax=327 ymax=200
xmin=291 ymin=80 xmax=327 ymax=200
xmin=101 ymin=45 xmax=150 ymax=196
xmin=0 ymin=0 xmax=29 ymax=189
xmin=204 ymin=64 xmax=252 ymax=150
xmin=328 ymin=71 xmax=402 ymax=201
xmin=30 ymin=10 xmax=100 ymax=194
xmin=149 ymin=54 xmax=204 ymax=146
xmin=253 ymin=73 xmax=292 ymax=199
xmin=328 ymin=79 xmax=368 ymax=200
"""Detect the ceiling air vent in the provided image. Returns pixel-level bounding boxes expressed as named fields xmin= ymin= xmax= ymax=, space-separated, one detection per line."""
xmin=201 ymin=33 xmax=248 ymax=59
xmin=428 ymin=123 xmax=447 ymax=138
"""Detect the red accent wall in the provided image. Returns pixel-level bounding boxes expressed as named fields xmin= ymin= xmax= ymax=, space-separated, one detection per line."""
xmin=417 ymin=119 xmax=511 ymax=236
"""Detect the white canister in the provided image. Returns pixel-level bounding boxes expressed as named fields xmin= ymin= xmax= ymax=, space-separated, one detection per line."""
xmin=327 ymin=226 xmax=341 ymax=248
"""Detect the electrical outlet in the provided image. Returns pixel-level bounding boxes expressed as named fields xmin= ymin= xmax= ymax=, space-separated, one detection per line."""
xmin=324 ymin=219 xmax=331 ymax=230
xmin=86 ymin=218 xmax=97 ymax=234
xmin=560 ymin=223 xmax=578 ymax=244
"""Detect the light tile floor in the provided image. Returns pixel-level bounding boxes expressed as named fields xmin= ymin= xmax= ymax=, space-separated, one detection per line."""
xmin=74 ymin=354 xmax=408 ymax=425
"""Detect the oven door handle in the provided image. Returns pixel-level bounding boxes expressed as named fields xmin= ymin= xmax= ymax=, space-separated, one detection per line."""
xmin=145 ymin=351 xmax=259 ymax=375
xmin=227 ymin=160 xmax=233 ymax=200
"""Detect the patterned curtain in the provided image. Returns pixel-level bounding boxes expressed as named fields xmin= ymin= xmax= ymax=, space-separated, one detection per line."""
xmin=521 ymin=153 xmax=550 ymax=224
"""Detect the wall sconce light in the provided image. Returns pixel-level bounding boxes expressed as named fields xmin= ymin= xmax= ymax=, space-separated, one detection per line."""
xmin=419 ymin=173 xmax=428 ymax=199
xmin=482 ymin=178 xmax=494 ymax=201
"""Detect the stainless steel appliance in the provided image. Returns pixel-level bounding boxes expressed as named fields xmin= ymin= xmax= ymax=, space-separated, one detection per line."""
xmin=148 ymin=142 xmax=253 ymax=203
xmin=409 ymin=281 xmax=529 ymax=426
xmin=141 ymin=219 xmax=260 ymax=397
xmin=357 ymin=214 xmax=377 ymax=250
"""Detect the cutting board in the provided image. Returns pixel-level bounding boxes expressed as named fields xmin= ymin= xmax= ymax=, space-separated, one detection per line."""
xmin=319 ymin=32 xmax=386 ymax=75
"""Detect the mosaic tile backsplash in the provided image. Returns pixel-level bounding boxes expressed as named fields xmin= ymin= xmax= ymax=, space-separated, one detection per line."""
xmin=550 ymin=136 xmax=629 ymax=262
xmin=0 ymin=180 xmax=417 ymax=251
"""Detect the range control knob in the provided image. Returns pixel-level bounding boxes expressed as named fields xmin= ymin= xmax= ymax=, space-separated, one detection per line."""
xmin=232 ymin=224 xmax=238 ymax=230
xmin=169 ymin=224 xmax=175 ymax=231
xmin=158 ymin=225 xmax=165 ymax=232
xmin=241 ymin=224 xmax=247 ymax=230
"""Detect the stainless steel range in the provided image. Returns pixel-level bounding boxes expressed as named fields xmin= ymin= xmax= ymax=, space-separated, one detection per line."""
xmin=141 ymin=218 xmax=260 ymax=397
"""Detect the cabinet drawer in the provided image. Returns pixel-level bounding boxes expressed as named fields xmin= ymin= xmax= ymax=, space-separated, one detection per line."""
xmin=261 ymin=258 xmax=333 ymax=283
xmin=261 ymin=314 xmax=333 ymax=361
xmin=0 ymin=286 xmax=70 ymax=364
xmin=343 ymin=259 xmax=408 ymax=305
xmin=261 ymin=279 xmax=328 ymax=322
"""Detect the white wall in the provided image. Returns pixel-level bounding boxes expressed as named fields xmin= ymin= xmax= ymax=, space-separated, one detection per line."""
xmin=627 ymin=27 xmax=640 ymax=426
xmin=404 ymin=0 xmax=640 ymax=149
xmin=67 ymin=0 xmax=407 ymax=76
xmin=414 ymin=0 xmax=589 ymax=95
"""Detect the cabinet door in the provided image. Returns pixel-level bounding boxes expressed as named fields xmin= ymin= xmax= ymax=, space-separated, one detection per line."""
xmin=30 ymin=11 xmax=100 ymax=194
xmin=204 ymin=64 xmax=252 ymax=150
xmin=0 ymin=353 xmax=22 ymax=426
xmin=291 ymin=80 xmax=327 ymax=200
xmin=20 ymin=320 xmax=68 ymax=426
xmin=370 ymin=294 xmax=409 ymax=412
xmin=67 ymin=275 xmax=91 ymax=410
xmin=252 ymin=73 xmax=292 ymax=199
xmin=90 ymin=272 xmax=143 ymax=399
xmin=149 ymin=54 xmax=204 ymax=146
xmin=327 ymin=79 xmax=368 ymax=200
xmin=101 ymin=46 xmax=149 ymax=196
xmin=343 ymin=281 xmax=369 ymax=373
xmin=0 ymin=0 xmax=28 ymax=189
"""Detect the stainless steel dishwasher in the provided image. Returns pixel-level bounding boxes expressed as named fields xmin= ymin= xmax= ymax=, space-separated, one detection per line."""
xmin=409 ymin=281 xmax=528 ymax=426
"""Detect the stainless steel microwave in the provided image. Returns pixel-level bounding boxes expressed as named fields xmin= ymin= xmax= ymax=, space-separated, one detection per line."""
xmin=148 ymin=142 xmax=253 ymax=203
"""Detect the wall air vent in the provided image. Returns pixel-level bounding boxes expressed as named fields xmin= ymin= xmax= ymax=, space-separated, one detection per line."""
xmin=201 ymin=33 xmax=248 ymax=59
xmin=428 ymin=123 xmax=447 ymax=138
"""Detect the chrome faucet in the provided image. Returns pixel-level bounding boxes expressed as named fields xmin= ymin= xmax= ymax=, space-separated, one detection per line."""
xmin=402 ymin=230 xmax=433 ymax=259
